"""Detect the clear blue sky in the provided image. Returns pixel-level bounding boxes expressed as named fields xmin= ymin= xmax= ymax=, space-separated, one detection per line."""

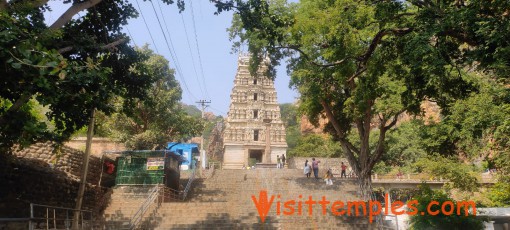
xmin=45 ymin=0 xmax=299 ymax=116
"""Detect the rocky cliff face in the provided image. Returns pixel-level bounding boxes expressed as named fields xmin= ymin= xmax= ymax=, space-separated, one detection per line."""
xmin=299 ymin=100 xmax=442 ymax=134
xmin=300 ymin=115 xmax=329 ymax=134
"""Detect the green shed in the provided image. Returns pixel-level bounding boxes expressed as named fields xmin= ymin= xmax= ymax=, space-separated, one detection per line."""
xmin=114 ymin=150 xmax=184 ymax=191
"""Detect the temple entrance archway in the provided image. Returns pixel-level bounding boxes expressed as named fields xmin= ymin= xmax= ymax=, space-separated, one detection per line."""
xmin=248 ymin=150 xmax=263 ymax=166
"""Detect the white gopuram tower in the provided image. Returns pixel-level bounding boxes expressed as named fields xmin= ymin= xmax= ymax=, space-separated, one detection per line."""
xmin=222 ymin=54 xmax=287 ymax=169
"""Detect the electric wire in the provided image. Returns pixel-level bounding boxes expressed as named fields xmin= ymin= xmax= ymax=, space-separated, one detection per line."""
xmin=148 ymin=0 xmax=197 ymax=101
xmin=188 ymin=0 xmax=210 ymax=98
xmin=113 ymin=2 xmax=136 ymax=46
xmin=209 ymin=106 xmax=226 ymax=116
xmin=155 ymin=0 xmax=184 ymax=78
xmin=180 ymin=13 xmax=206 ymax=98
xmin=134 ymin=0 xmax=159 ymax=53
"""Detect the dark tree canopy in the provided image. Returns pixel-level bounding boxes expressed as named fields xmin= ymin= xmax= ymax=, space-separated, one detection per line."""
xmin=0 ymin=0 xmax=186 ymax=152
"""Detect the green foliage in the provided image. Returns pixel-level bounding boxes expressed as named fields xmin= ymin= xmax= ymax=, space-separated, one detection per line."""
xmin=383 ymin=120 xmax=428 ymax=167
xmin=285 ymin=126 xmax=300 ymax=150
xmin=442 ymin=79 xmax=510 ymax=157
xmin=279 ymin=103 xmax=301 ymax=150
xmin=409 ymin=185 xmax=484 ymax=230
xmin=414 ymin=155 xmax=479 ymax=192
xmin=182 ymin=104 xmax=202 ymax=118
xmin=279 ymin=103 xmax=299 ymax=127
xmin=288 ymin=134 xmax=342 ymax=158
xmin=372 ymin=161 xmax=392 ymax=174
xmin=0 ymin=1 xmax=170 ymax=152
xmin=225 ymin=0 xmax=481 ymax=195
xmin=95 ymin=46 xmax=203 ymax=150
xmin=487 ymin=182 xmax=510 ymax=207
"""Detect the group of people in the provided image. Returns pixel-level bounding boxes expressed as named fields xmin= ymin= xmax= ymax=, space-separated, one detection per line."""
xmin=276 ymin=154 xmax=286 ymax=169
xmin=303 ymin=159 xmax=349 ymax=185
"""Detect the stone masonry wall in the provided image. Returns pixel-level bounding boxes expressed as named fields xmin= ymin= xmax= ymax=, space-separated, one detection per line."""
xmin=0 ymin=142 xmax=112 ymax=220
xmin=65 ymin=137 xmax=125 ymax=157
xmin=13 ymin=142 xmax=103 ymax=185
xmin=0 ymin=154 xmax=111 ymax=220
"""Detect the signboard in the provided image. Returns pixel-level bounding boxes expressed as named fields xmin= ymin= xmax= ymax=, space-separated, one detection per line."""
xmin=146 ymin=157 xmax=165 ymax=170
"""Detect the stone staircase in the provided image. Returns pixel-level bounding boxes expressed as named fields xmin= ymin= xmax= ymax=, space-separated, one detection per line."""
xmin=134 ymin=169 xmax=378 ymax=229
xmin=102 ymin=186 xmax=157 ymax=229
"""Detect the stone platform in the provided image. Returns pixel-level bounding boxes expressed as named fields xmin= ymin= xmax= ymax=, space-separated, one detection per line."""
xmin=255 ymin=163 xmax=277 ymax=168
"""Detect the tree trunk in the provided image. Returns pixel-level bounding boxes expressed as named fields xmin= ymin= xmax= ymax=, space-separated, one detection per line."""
xmin=71 ymin=108 xmax=95 ymax=230
xmin=358 ymin=170 xmax=373 ymax=201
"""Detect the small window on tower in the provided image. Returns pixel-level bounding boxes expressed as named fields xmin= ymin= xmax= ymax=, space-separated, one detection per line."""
xmin=254 ymin=79 xmax=257 ymax=85
xmin=254 ymin=93 xmax=258 ymax=101
xmin=254 ymin=130 xmax=259 ymax=141
xmin=253 ymin=110 xmax=258 ymax=119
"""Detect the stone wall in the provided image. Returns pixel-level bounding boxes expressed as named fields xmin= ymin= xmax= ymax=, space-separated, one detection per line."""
xmin=287 ymin=157 xmax=350 ymax=175
xmin=0 ymin=154 xmax=111 ymax=220
xmin=65 ymin=137 xmax=125 ymax=157
xmin=0 ymin=142 xmax=113 ymax=221
xmin=13 ymin=142 xmax=104 ymax=185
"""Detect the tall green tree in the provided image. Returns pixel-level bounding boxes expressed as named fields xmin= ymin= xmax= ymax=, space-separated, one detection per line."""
xmin=0 ymin=0 xmax=186 ymax=153
xmin=279 ymin=103 xmax=300 ymax=149
xmin=223 ymin=0 xmax=475 ymax=197
xmin=97 ymin=46 xmax=203 ymax=150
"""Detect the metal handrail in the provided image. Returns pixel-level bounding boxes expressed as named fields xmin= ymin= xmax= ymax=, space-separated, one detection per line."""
xmin=29 ymin=203 xmax=92 ymax=230
xmin=160 ymin=187 xmax=182 ymax=202
xmin=129 ymin=186 xmax=159 ymax=230
xmin=181 ymin=167 xmax=196 ymax=201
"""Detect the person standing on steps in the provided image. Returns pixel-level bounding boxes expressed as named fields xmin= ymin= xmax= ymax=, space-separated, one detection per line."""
xmin=311 ymin=158 xmax=320 ymax=180
xmin=281 ymin=154 xmax=286 ymax=169
xmin=304 ymin=160 xmax=311 ymax=178
xmin=276 ymin=155 xmax=281 ymax=169
xmin=341 ymin=162 xmax=347 ymax=178
xmin=324 ymin=168 xmax=333 ymax=185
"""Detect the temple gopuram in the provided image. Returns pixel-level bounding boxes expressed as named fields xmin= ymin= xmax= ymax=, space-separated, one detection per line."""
xmin=222 ymin=54 xmax=288 ymax=169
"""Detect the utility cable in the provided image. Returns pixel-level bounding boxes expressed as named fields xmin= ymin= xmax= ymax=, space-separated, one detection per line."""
xmin=149 ymin=0 xmax=197 ymax=101
xmin=113 ymin=1 xmax=137 ymax=46
xmin=180 ymin=13 xmax=206 ymax=98
xmin=134 ymin=0 xmax=159 ymax=53
xmin=189 ymin=0 xmax=210 ymax=98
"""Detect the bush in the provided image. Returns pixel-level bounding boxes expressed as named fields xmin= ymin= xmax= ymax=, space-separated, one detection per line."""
xmin=409 ymin=185 xmax=485 ymax=230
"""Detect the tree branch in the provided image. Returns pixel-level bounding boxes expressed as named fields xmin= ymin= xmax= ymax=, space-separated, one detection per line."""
xmin=368 ymin=118 xmax=389 ymax=171
xmin=0 ymin=93 xmax=33 ymax=127
xmin=209 ymin=0 xmax=240 ymax=11
xmin=320 ymin=100 xmax=346 ymax=139
xmin=31 ymin=0 xmax=49 ymax=9
xmin=367 ymin=110 xmax=405 ymax=170
xmin=49 ymin=0 xmax=102 ymax=29
xmin=322 ymin=101 xmax=363 ymax=175
xmin=0 ymin=0 xmax=8 ymax=10
xmin=276 ymin=46 xmax=355 ymax=68
xmin=58 ymin=38 xmax=128 ymax=54
xmin=384 ymin=110 xmax=404 ymax=130
xmin=437 ymin=30 xmax=478 ymax=46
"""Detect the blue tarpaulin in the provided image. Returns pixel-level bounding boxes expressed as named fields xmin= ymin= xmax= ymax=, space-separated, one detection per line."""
xmin=166 ymin=142 xmax=199 ymax=170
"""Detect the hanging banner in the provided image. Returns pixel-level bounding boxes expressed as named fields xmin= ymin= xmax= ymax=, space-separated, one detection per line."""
xmin=146 ymin=157 xmax=165 ymax=170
